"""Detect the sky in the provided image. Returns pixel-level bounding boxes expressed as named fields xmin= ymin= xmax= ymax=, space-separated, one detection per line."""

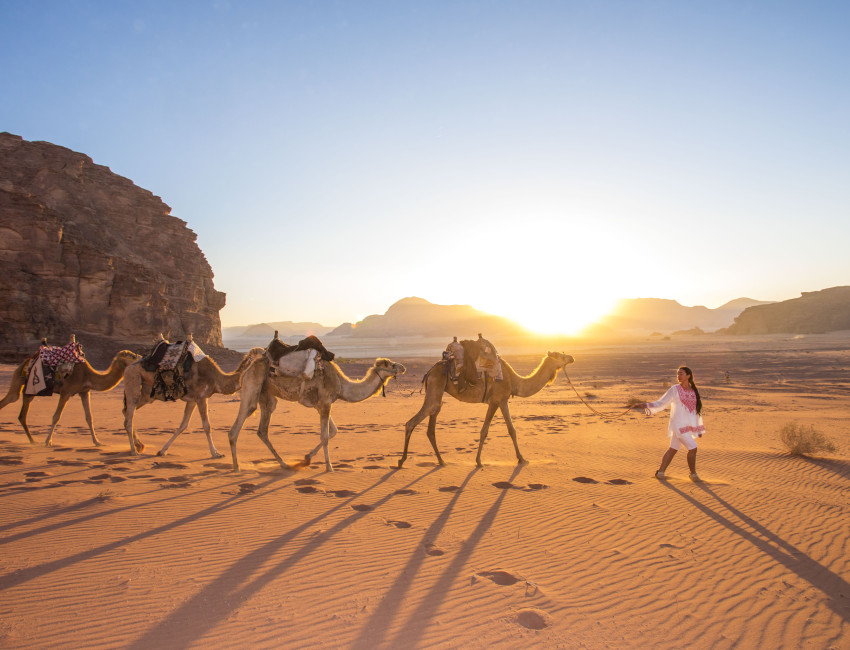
xmin=2 ymin=1 xmax=848 ymax=334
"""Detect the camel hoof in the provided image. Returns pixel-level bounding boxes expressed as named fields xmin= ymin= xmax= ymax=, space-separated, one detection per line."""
xmin=303 ymin=454 xmax=312 ymax=466
xmin=212 ymin=452 xmax=224 ymax=459
xmin=156 ymin=450 xmax=166 ymax=457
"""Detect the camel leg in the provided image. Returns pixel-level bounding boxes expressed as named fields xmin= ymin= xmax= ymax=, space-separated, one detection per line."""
xmin=17 ymin=395 xmax=36 ymax=444
xmin=80 ymin=391 xmax=101 ymax=446
xmin=44 ymin=394 xmax=70 ymax=447
xmin=157 ymin=401 xmax=196 ymax=456
xmin=196 ymin=399 xmax=223 ymax=459
xmin=305 ymin=416 xmax=337 ymax=464
xmin=425 ymin=413 xmax=447 ymax=466
xmin=499 ymin=399 xmax=525 ymax=464
xmin=255 ymin=390 xmax=291 ymax=470
xmin=318 ymin=407 xmax=334 ymax=472
xmin=122 ymin=398 xmax=146 ymax=455
xmin=474 ymin=401 xmax=501 ymax=467
xmin=228 ymin=398 xmax=258 ymax=472
xmin=399 ymin=397 xmax=443 ymax=468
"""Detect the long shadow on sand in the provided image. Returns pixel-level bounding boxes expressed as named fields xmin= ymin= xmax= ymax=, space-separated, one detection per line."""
xmin=351 ymin=465 xmax=525 ymax=650
xmin=126 ymin=467 xmax=440 ymax=650
xmin=665 ymin=481 xmax=850 ymax=625
xmin=0 ymin=471 xmax=295 ymax=589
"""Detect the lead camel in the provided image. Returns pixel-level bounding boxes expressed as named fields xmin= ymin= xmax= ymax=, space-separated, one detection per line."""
xmin=398 ymin=351 xmax=575 ymax=468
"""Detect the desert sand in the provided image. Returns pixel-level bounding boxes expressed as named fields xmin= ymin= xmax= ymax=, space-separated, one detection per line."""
xmin=0 ymin=334 xmax=847 ymax=649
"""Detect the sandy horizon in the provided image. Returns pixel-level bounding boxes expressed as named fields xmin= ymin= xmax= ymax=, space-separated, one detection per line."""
xmin=0 ymin=334 xmax=847 ymax=648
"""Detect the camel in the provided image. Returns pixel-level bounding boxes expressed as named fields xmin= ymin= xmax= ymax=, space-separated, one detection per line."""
xmin=398 ymin=351 xmax=575 ymax=468
xmin=0 ymin=349 xmax=141 ymax=446
xmin=122 ymin=346 xmax=266 ymax=457
xmin=228 ymin=354 xmax=406 ymax=472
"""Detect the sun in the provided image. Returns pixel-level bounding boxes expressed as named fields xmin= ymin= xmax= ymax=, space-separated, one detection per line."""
xmin=503 ymin=293 xmax=620 ymax=336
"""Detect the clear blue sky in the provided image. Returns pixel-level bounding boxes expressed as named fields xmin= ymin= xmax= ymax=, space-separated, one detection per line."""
xmin=2 ymin=1 xmax=848 ymax=332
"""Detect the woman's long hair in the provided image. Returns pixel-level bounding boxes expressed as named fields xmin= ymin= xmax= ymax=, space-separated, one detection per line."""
xmin=679 ymin=366 xmax=702 ymax=414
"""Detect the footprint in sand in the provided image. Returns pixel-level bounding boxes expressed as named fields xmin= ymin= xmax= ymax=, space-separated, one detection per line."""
xmin=295 ymin=478 xmax=322 ymax=486
xmin=492 ymin=481 xmax=517 ymax=490
xmin=515 ymin=608 xmax=551 ymax=630
xmin=387 ymin=520 xmax=412 ymax=529
xmin=607 ymin=478 xmax=632 ymax=485
xmin=25 ymin=471 xmax=51 ymax=478
xmin=394 ymin=488 xmax=417 ymax=495
xmin=296 ymin=486 xmax=320 ymax=494
xmin=424 ymin=543 xmax=445 ymax=557
xmin=238 ymin=483 xmax=258 ymax=494
xmin=0 ymin=457 xmax=24 ymax=465
xmin=203 ymin=462 xmax=232 ymax=470
xmin=526 ymin=483 xmax=548 ymax=491
xmin=88 ymin=473 xmax=128 ymax=483
xmin=328 ymin=489 xmax=357 ymax=498
xmin=152 ymin=461 xmax=188 ymax=470
xmin=351 ymin=504 xmax=373 ymax=512
xmin=438 ymin=485 xmax=460 ymax=493
xmin=477 ymin=570 xmax=522 ymax=586
xmin=363 ymin=465 xmax=383 ymax=470
xmin=573 ymin=476 xmax=599 ymax=484
xmin=334 ymin=463 xmax=355 ymax=469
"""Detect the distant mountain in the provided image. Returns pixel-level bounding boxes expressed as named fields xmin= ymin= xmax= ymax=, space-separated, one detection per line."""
xmin=221 ymin=320 xmax=333 ymax=349
xmin=326 ymin=297 xmax=528 ymax=339
xmin=724 ymin=286 xmax=850 ymax=334
xmin=584 ymin=297 xmax=772 ymax=335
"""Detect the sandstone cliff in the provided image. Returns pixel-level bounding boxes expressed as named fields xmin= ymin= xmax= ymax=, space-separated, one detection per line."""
xmin=0 ymin=133 xmax=226 ymax=363
xmin=723 ymin=286 xmax=850 ymax=335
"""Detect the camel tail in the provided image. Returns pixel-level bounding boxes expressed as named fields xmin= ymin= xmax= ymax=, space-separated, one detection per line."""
xmin=0 ymin=362 xmax=29 ymax=410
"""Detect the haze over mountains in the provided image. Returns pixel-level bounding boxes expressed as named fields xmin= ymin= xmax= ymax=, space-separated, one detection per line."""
xmin=223 ymin=293 xmax=832 ymax=351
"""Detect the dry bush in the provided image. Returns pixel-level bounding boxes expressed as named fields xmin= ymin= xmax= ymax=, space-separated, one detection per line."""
xmin=626 ymin=397 xmax=645 ymax=407
xmin=780 ymin=422 xmax=837 ymax=456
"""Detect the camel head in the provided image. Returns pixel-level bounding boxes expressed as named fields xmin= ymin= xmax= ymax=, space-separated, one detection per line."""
xmin=116 ymin=350 xmax=143 ymax=366
xmin=547 ymin=351 xmax=575 ymax=368
xmin=374 ymin=358 xmax=406 ymax=379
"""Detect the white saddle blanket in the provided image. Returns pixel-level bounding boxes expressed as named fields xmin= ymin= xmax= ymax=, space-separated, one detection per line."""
xmin=476 ymin=355 xmax=503 ymax=381
xmin=277 ymin=349 xmax=318 ymax=379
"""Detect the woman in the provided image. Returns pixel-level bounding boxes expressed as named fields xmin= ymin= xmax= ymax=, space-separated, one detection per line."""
xmin=634 ymin=366 xmax=705 ymax=481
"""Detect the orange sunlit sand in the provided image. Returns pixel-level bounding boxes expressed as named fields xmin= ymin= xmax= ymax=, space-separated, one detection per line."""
xmin=1 ymin=333 xmax=847 ymax=648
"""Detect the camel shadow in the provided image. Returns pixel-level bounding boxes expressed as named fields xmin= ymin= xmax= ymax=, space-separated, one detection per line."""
xmin=663 ymin=480 xmax=850 ymax=624
xmin=126 ymin=467 xmax=439 ymax=649
xmin=0 ymin=471 xmax=294 ymax=588
xmin=351 ymin=465 xmax=525 ymax=649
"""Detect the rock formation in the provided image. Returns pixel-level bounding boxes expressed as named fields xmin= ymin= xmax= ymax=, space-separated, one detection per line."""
xmin=723 ymin=286 xmax=850 ymax=335
xmin=0 ymin=132 xmax=226 ymax=363
xmin=326 ymin=297 xmax=528 ymax=339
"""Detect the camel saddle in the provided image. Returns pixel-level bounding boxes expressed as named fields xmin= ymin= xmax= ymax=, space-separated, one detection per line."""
xmin=24 ymin=340 xmax=87 ymax=396
xmin=142 ymin=339 xmax=207 ymax=402
xmin=266 ymin=334 xmax=335 ymax=365
xmin=444 ymin=335 xmax=502 ymax=388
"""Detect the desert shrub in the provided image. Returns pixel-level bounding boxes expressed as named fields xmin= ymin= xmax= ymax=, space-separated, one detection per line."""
xmin=780 ymin=422 xmax=837 ymax=456
xmin=626 ymin=397 xmax=644 ymax=408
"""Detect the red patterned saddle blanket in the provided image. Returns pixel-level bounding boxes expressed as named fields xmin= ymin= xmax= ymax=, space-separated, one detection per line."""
xmin=40 ymin=341 xmax=86 ymax=366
